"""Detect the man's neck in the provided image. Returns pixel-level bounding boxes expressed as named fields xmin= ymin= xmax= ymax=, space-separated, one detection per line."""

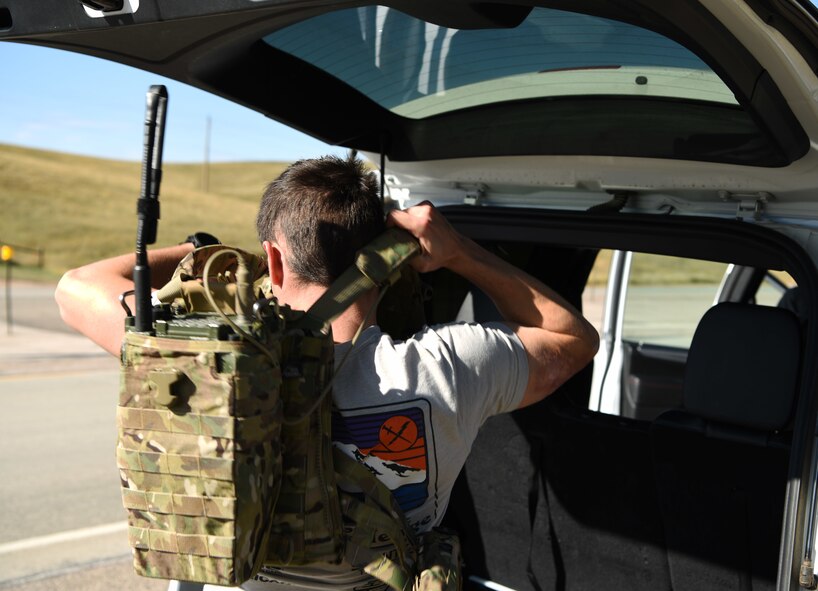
xmin=331 ymin=301 xmax=378 ymax=344
xmin=276 ymin=282 xmax=379 ymax=344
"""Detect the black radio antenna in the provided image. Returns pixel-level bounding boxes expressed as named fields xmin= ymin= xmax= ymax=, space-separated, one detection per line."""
xmin=133 ymin=85 xmax=168 ymax=333
xmin=379 ymin=132 xmax=387 ymax=204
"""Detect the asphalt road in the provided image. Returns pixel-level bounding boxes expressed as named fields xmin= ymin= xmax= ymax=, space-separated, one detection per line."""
xmin=0 ymin=281 xmax=606 ymax=591
xmin=0 ymin=280 xmax=74 ymax=335
xmin=0 ymin=281 xmax=167 ymax=591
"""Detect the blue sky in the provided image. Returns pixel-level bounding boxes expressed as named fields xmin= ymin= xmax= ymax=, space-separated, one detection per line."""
xmin=0 ymin=42 xmax=347 ymax=163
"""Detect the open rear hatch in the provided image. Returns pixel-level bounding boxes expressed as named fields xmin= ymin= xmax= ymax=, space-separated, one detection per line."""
xmin=5 ymin=2 xmax=818 ymax=590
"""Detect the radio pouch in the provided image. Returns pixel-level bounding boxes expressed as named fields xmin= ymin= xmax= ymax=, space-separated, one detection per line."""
xmin=117 ymin=229 xmax=420 ymax=586
xmin=118 ymin=245 xmax=285 ymax=585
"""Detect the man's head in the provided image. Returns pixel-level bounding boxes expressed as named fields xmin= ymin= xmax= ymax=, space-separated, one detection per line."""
xmin=256 ymin=153 xmax=385 ymax=287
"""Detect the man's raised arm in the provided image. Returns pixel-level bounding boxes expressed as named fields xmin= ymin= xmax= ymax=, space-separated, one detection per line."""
xmin=388 ymin=203 xmax=599 ymax=408
xmin=55 ymin=244 xmax=193 ymax=356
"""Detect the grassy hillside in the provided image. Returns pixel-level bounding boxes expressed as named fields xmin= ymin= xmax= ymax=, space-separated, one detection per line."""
xmin=586 ymin=249 xmax=728 ymax=286
xmin=0 ymin=144 xmax=289 ymax=279
xmin=0 ymin=143 xmax=748 ymax=287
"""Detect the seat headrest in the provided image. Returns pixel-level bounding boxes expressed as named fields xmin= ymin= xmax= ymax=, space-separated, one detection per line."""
xmin=778 ymin=286 xmax=809 ymax=325
xmin=683 ymin=303 xmax=801 ymax=431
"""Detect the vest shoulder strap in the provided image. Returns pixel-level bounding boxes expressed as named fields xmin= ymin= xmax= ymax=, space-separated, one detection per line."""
xmin=308 ymin=228 xmax=419 ymax=324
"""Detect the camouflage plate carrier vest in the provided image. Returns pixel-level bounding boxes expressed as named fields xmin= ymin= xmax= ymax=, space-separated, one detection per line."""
xmin=117 ymin=228 xmax=461 ymax=591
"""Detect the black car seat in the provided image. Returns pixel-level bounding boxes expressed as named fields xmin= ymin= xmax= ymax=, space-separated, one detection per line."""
xmin=778 ymin=285 xmax=809 ymax=328
xmin=651 ymin=302 xmax=801 ymax=591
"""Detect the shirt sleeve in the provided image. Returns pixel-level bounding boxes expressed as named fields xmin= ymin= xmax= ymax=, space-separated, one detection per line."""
xmin=419 ymin=321 xmax=529 ymax=441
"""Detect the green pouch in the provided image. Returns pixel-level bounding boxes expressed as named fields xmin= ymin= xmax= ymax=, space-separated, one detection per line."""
xmin=264 ymin=227 xmax=420 ymax=566
xmin=120 ymin=245 xmax=286 ymax=585
xmin=118 ymin=331 xmax=283 ymax=585
xmin=414 ymin=529 xmax=462 ymax=591
xmin=264 ymin=318 xmax=345 ymax=565
xmin=119 ymin=229 xmax=420 ymax=584
xmin=119 ymin=244 xmax=344 ymax=584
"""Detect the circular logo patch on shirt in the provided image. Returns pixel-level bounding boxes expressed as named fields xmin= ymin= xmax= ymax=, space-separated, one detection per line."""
xmin=379 ymin=415 xmax=418 ymax=452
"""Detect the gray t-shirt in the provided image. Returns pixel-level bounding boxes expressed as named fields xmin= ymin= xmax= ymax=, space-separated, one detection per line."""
xmin=331 ymin=321 xmax=528 ymax=532
xmin=203 ymin=321 xmax=528 ymax=591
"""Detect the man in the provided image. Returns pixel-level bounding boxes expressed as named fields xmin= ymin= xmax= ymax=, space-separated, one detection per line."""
xmin=55 ymin=153 xmax=598 ymax=590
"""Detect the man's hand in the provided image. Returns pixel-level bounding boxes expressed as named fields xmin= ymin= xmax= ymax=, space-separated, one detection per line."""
xmin=388 ymin=202 xmax=599 ymax=408
xmin=387 ymin=202 xmax=463 ymax=274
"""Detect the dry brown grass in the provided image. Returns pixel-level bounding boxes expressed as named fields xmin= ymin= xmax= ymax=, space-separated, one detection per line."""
xmin=0 ymin=144 xmax=288 ymax=279
xmin=587 ymin=249 xmax=728 ymax=286
xmin=1 ymin=143 xmax=739 ymax=286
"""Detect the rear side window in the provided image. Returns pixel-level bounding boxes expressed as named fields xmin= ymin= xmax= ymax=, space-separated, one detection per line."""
xmin=586 ymin=251 xmax=801 ymax=420
xmin=587 ymin=251 xmax=730 ymax=420
xmin=622 ymin=253 xmax=727 ymax=348
xmin=755 ymin=270 xmax=796 ymax=307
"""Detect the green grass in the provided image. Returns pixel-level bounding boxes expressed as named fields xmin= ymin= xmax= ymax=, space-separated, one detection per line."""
xmin=0 ymin=143 xmax=289 ymax=279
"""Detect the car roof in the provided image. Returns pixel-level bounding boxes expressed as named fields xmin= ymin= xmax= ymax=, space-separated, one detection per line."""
xmin=4 ymin=0 xmax=818 ymax=220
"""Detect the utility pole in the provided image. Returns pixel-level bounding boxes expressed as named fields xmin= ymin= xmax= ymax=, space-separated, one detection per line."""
xmin=1 ymin=245 xmax=13 ymax=335
xmin=202 ymin=115 xmax=211 ymax=193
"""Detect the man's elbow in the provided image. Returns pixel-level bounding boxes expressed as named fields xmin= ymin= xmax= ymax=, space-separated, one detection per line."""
xmin=565 ymin=323 xmax=600 ymax=385
xmin=560 ymin=327 xmax=600 ymax=384
xmin=580 ymin=322 xmax=600 ymax=366
xmin=54 ymin=268 xmax=87 ymax=331
xmin=522 ymin=328 xmax=600 ymax=407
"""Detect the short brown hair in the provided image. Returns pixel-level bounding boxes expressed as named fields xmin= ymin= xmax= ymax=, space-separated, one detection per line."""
xmin=256 ymin=153 xmax=385 ymax=286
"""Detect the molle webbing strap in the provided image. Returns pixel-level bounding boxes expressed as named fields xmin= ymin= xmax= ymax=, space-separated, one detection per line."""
xmin=263 ymin=327 xmax=344 ymax=567
xmin=333 ymin=449 xmax=419 ymax=591
xmin=307 ymin=228 xmax=419 ymax=325
xmin=119 ymin=331 xmax=283 ymax=585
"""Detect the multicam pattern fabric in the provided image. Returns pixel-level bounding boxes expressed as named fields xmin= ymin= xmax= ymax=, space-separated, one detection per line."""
xmin=307 ymin=228 xmax=421 ymax=325
xmin=172 ymin=245 xmax=267 ymax=284
xmin=414 ymin=529 xmax=462 ymax=591
xmin=119 ymin=245 xmax=344 ymax=584
xmin=334 ymin=450 xmax=462 ymax=591
xmin=264 ymin=317 xmax=345 ymax=566
xmin=356 ymin=528 xmax=462 ymax=591
xmin=118 ymin=231 xmax=434 ymax=587
xmin=355 ymin=228 xmax=422 ymax=286
xmin=119 ymin=331 xmax=283 ymax=585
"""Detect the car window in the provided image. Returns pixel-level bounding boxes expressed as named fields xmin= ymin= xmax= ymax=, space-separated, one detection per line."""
xmin=586 ymin=251 xmax=803 ymax=420
xmin=582 ymin=249 xmax=608 ymax=339
xmin=755 ymin=270 xmax=796 ymax=307
xmin=264 ymin=6 xmax=736 ymax=120
xmin=622 ymin=253 xmax=728 ymax=348
xmin=587 ymin=250 xmax=729 ymax=419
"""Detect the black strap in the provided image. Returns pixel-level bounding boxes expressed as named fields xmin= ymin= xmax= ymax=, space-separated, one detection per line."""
xmin=586 ymin=191 xmax=632 ymax=214
xmin=526 ymin=437 xmax=564 ymax=591
xmin=526 ymin=440 xmax=545 ymax=591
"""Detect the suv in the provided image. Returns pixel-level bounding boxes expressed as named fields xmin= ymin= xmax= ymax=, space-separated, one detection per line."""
xmin=2 ymin=2 xmax=818 ymax=590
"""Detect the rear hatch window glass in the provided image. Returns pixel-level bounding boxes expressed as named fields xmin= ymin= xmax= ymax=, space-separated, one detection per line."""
xmin=265 ymin=6 xmax=737 ymax=119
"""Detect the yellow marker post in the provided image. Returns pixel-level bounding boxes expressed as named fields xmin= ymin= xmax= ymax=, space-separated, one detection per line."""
xmin=2 ymin=245 xmax=12 ymax=334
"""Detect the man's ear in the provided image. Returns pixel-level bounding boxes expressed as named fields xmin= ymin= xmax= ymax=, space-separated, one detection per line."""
xmin=262 ymin=240 xmax=284 ymax=288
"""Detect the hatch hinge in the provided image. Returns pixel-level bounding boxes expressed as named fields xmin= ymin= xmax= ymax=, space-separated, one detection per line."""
xmin=719 ymin=191 xmax=773 ymax=221
xmin=456 ymin=183 xmax=487 ymax=206
xmin=79 ymin=0 xmax=124 ymax=11
xmin=587 ymin=191 xmax=633 ymax=214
